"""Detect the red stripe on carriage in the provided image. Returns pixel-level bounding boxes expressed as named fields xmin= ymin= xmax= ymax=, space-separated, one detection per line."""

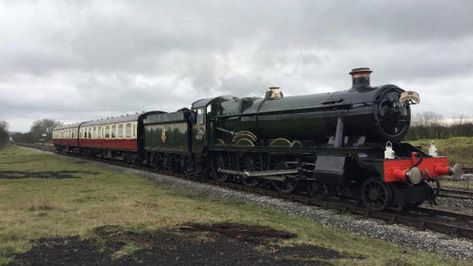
xmin=79 ymin=139 xmax=138 ymax=151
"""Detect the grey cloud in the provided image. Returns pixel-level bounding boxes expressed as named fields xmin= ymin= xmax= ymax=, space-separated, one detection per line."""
xmin=0 ymin=0 xmax=472 ymax=131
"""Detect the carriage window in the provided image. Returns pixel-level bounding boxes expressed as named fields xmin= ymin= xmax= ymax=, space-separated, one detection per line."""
xmin=88 ymin=128 xmax=92 ymax=139
xmin=111 ymin=125 xmax=116 ymax=138
xmin=197 ymin=108 xmax=204 ymax=124
xmin=105 ymin=126 xmax=110 ymax=138
xmin=125 ymin=123 xmax=132 ymax=138
xmin=117 ymin=124 xmax=124 ymax=138
xmin=132 ymin=123 xmax=136 ymax=137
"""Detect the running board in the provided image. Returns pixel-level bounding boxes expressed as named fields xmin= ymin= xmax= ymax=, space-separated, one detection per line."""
xmin=218 ymin=168 xmax=298 ymax=181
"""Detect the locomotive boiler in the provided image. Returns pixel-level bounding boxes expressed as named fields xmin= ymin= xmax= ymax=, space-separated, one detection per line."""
xmin=216 ymin=68 xmax=419 ymax=147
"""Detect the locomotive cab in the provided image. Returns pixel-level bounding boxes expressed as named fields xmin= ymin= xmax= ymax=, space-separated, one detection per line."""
xmin=191 ymin=96 xmax=239 ymax=153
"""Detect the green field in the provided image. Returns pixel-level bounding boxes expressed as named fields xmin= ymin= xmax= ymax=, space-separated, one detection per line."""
xmin=0 ymin=146 xmax=467 ymax=265
xmin=410 ymin=136 xmax=473 ymax=168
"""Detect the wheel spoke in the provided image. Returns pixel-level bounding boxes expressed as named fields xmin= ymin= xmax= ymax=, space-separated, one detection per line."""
xmin=361 ymin=178 xmax=392 ymax=211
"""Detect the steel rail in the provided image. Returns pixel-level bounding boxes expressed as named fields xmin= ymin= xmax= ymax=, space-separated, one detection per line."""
xmin=438 ymin=188 xmax=473 ymax=200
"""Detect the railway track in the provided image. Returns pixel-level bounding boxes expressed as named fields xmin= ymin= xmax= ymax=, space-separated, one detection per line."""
xmin=16 ymin=143 xmax=473 ymax=241
xmin=439 ymin=188 xmax=473 ymax=200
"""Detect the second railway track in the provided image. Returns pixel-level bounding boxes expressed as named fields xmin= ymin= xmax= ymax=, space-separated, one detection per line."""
xmin=16 ymin=143 xmax=473 ymax=241
xmin=439 ymin=188 xmax=473 ymax=200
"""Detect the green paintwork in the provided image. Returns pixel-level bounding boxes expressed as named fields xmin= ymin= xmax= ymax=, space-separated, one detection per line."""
xmin=142 ymin=112 xmax=190 ymax=153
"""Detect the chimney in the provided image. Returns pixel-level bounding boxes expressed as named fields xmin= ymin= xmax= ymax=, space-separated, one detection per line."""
xmin=349 ymin=67 xmax=372 ymax=90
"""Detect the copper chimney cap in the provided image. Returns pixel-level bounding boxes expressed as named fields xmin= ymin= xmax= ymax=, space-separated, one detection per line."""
xmin=349 ymin=67 xmax=372 ymax=76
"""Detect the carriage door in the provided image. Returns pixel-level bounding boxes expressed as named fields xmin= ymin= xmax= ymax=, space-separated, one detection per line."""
xmin=192 ymin=107 xmax=206 ymax=153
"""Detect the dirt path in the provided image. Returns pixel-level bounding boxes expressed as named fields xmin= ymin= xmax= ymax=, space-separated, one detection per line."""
xmin=9 ymin=223 xmax=359 ymax=265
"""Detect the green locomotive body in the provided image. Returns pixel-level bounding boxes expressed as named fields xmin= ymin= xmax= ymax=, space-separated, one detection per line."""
xmin=142 ymin=111 xmax=191 ymax=153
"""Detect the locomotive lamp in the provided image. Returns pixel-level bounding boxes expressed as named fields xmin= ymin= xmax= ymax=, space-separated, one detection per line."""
xmin=428 ymin=141 xmax=438 ymax=157
xmin=384 ymin=141 xmax=396 ymax=159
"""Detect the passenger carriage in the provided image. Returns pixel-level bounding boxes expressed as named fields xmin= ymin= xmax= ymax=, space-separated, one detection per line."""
xmin=79 ymin=114 xmax=140 ymax=161
xmin=52 ymin=123 xmax=83 ymax=153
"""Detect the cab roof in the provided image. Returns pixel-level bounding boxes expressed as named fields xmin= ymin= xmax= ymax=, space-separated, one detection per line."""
xmin=192 ymin=95 xmax=238 ymax=109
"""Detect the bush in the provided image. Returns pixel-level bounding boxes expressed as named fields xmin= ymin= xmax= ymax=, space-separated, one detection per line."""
xmin=0 ymin=121 xmax=9 ymax=147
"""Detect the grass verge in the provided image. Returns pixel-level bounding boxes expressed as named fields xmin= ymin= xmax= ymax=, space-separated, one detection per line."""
xmin=409 ymin=136 xmax=473 ymax=168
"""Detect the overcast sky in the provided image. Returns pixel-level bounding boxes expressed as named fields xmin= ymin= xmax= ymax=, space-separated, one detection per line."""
xmin=1 ymin=1 xmax=472 ymax=132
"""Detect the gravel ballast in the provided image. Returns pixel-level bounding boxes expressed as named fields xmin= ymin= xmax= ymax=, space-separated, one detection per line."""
xmin=424 ymin=197 xmax=473 ymax=216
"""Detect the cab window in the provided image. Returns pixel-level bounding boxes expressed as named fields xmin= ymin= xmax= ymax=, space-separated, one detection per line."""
xmin=196 ymin=108 xmax=204 ymax=125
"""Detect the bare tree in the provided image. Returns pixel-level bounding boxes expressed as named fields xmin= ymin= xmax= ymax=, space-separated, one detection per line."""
xmin=30 ymin=119 xmax=62 ymax=142
xmin=408 ymin=112 xmax=473 ymax=140
xmin=411 ymin=111 xmax=444 ymax=126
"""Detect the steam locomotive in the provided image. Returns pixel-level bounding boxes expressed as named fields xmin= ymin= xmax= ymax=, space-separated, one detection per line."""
xmin=53 ymin=68 xmax=461 ymax=211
